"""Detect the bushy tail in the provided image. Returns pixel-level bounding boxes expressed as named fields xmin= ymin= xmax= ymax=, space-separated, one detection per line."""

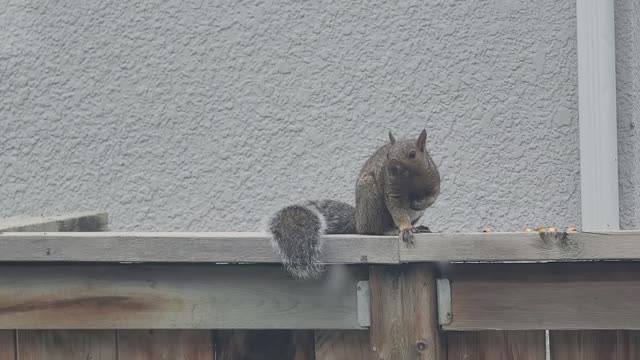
xmin=268 ymin=200 xmax=355 ymax=280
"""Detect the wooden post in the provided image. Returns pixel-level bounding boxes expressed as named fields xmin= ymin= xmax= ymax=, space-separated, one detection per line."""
xmin=369 ymin=264 xmax=444 ymax=360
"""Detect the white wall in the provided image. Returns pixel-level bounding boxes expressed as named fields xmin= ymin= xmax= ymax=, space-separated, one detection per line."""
xmin=616 ymin=0 xmax=640 ymax=229
xmin=1 ymin=0 xmax=581 ymax=232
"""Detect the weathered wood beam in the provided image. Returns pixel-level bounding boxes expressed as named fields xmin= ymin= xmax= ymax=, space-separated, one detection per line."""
xmin=4 ymin=231 xmax=640 ymax=263
xmin=439 ymin=262 xmax=640 ymax=331
xmin=0 ymin=264 xmax=368 ymax=330
xmin=403 ymin=231 xmax=640 ymax=262
xmin=6 ymin=231 xmax=640 ymax=264
xmin=0 ymin=232 xmax=398 ymax=263
xmin=0 ymin=212 xmax=108 ymax=232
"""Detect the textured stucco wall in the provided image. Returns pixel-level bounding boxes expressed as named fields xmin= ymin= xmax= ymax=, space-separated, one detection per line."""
xmin=616 ymin=0 xmax=640 ymax=229
xmin=1 ymin=0 xmax=580 ymax=232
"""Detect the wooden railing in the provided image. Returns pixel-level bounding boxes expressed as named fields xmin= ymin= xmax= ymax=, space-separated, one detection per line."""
xmin=0 ymin=212 xmax=639 ymax=359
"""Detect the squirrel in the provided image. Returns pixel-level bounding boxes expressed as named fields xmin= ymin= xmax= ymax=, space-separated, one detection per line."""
xmin=268 ymin=129 xmax=440 ymax=279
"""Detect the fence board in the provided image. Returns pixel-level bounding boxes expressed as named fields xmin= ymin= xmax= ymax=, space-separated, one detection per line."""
xmin=616 ymin=330 xmax=640 ymax=359
xmin=447 ymin=331 xmax=545 ymax=360
xmin=550 ymin=330 xmax=640 ymax=360
xmin=215 ymin=330 xmax=249 ymax=360
xmin=0 ymin=331 xmax=15 ymax=360
xmin=117 ymin=330 xmax=213 ymax=360
xmin=550 ymin=330 xmax=615 ymax=359
xmin=0 ymin=264 xmax=366 ymax=329
xmin=442 ymin=262 xmax=640 ymax=330
xmin=293 ymin=331 xmax=316 ymax=360
xmin=476 ymin=331 xmax=545 ymax=360
xmin=447 ymin=332 xmax=476 ymax=360
xmin=17 ymin=330 xmax=116 ymax=360
xmin=215 ymin=330 xmax=314 ymax=360
xmin=315 ymin=330 xmax=371 ymax=360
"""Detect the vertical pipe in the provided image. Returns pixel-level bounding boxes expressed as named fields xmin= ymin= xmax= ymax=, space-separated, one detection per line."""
xmin=577 ymin=0 xmax=620 ymax=231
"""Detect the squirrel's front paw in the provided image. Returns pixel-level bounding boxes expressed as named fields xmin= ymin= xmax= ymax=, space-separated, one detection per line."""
xmin=399 ymin=227 xmax=415 ymax=245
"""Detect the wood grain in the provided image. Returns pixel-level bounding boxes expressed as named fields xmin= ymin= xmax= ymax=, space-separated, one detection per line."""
xmin=292 ymin=331 xmax=316 ymax=360
xmin=550 ymin=330 xmax=640 ymax=360
xmin=616 ymin=330 xmax=640 ymax=360
xmin=442 ymin=262 xmax=640 ymax=330
xmin=447 ymin=331 xmax=545 ymax=360
xmin=0 ymin=264 xmax=367 ymax=329
xmin=17 ymin=330 xmax=116 ymax=360
xmin=0 ymin=232 xmax=397 ymax=263
xmin=369 ymin=266 xmax=406 ymax=359
xmin=0 ymin=331 xmax=15 ymax=360
xmin=4 ymin=230 xmax=640 ymax=264
xmin=215 ymin=331 xmax=253 ymax=360
xmin=550 ymin=330 xmax=615 ymax=359
xmin=215 ymin=330 xmax=314 ymax=360
xmin=369 ymin=264 xmax=444 ymax=360
xmin=117 ymin=330 xmax=213 ymax=360
xmin=315 ymin=330 xmax=371 ymax=360
xmin=446 ymin=332 xmax=476 ymax=360
xmin=404 ymin=231 xmax=640 ymax=262
xmin=0 ymin=212 xmax=108 ymax=232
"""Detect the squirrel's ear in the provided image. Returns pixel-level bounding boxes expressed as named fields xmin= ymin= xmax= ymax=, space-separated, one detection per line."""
xmin=416 ymin=129 xmax=427 ymax=152
xmin=388 ymin=131 xmax=396 ymax=145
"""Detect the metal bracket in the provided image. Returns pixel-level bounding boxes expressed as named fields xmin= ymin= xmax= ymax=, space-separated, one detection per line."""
xmin=436 ymin=278 xmax=452 ymax=325
xmin=357 ymin=280 xmax=371 ymax=327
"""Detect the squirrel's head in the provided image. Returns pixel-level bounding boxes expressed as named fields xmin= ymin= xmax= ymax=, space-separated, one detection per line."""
xmin=386 ymin=129 xmax=438 ymax=181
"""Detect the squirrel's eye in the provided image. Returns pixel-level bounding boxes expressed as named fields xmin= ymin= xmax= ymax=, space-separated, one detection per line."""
xmin=409 ymin=151 xmax=416 ymax=159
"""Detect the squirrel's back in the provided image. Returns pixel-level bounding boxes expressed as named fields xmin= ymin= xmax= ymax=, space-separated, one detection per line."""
xmin=268 ymin=200 xmax=355 ymax=279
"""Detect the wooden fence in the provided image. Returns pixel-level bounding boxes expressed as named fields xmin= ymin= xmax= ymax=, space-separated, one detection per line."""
xmin=0 ymin=212 xmax=639 ymax=359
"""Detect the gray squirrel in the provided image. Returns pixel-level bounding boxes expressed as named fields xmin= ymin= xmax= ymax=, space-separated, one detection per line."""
xmin=269 ymin=129 xmax=441 ymax=279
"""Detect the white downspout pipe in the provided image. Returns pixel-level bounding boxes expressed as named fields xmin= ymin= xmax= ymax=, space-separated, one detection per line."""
xmin=545 ymin=3 xmax=620 ymax=359
xmin=576 ymin=0 xmax=620 ymax=231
